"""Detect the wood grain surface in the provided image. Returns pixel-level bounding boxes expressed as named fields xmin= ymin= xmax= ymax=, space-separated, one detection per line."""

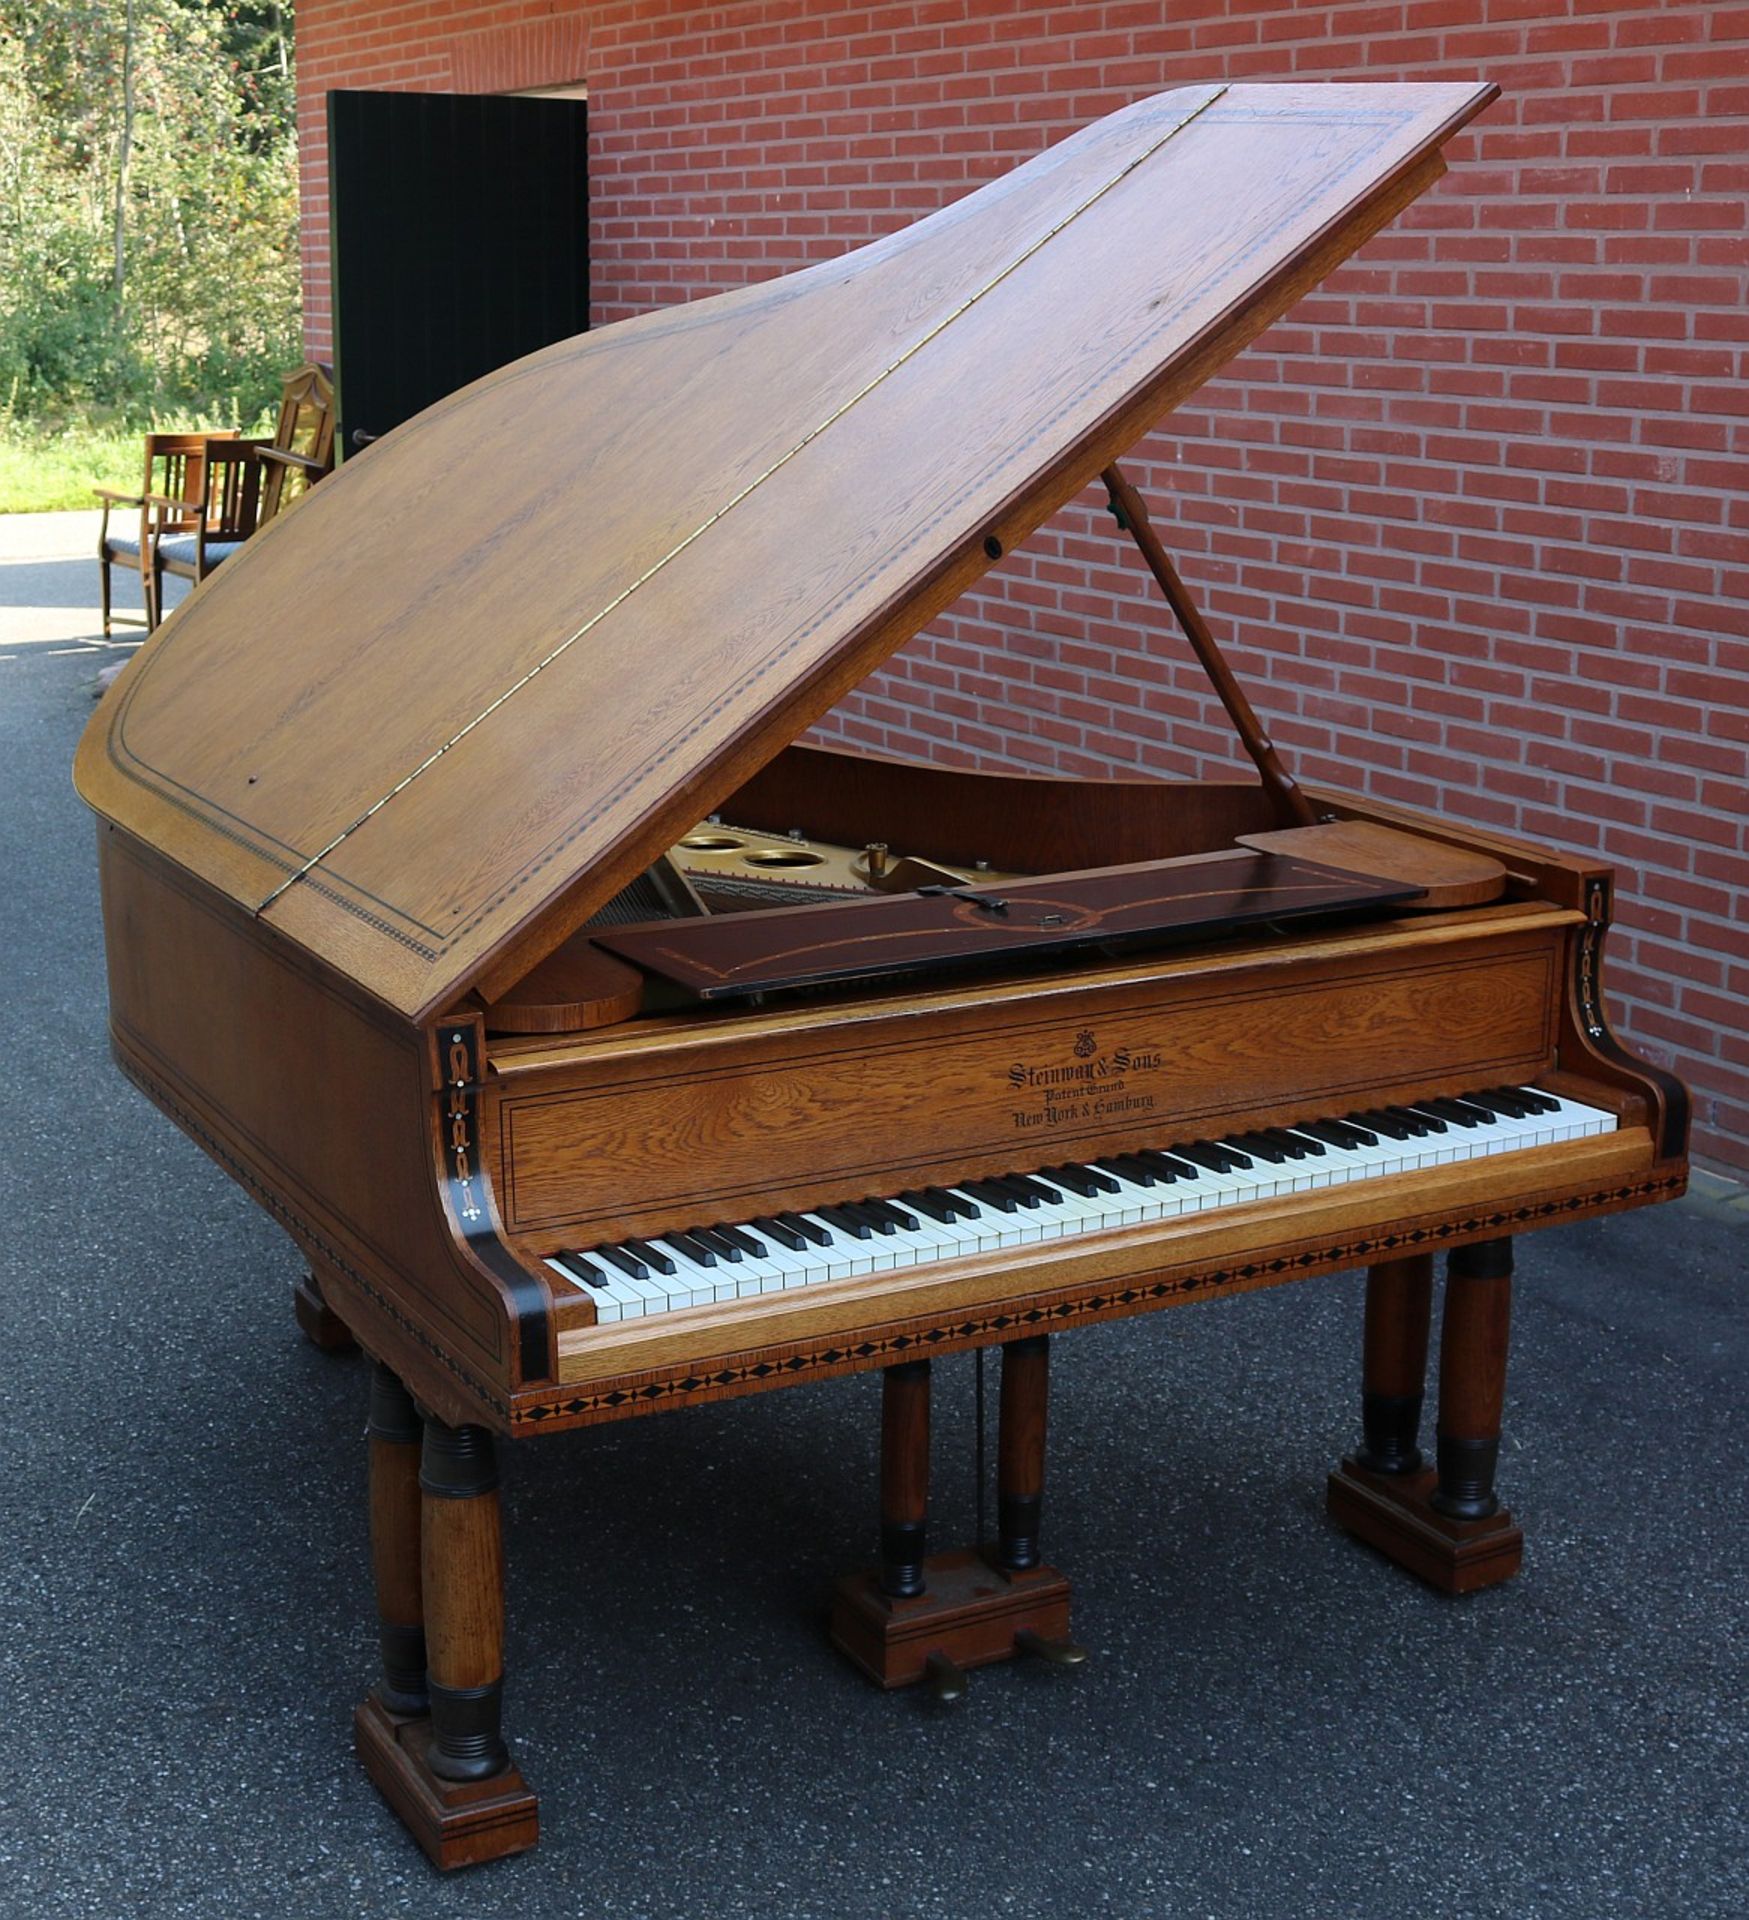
xmin=75 ymin=82 xmax=1493 ymax=1020
xmin=1236 ymin=821 xmax=1507 ymax=908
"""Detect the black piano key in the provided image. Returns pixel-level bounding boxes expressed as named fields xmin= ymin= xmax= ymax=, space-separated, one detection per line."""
xmin=1471 ymin=1087 xmax=1534 ymax=1119
xmin=554 ymin=1250 xmax=613 ymax=1294
xmin=1447 ymin=1097 xmax=1503 ymax=1125
xmin=1098 ymin=1155 xmax=1159 ymax=1189
xmin=596 ymin=1243 xmax=650 ymax=1281
xmin=751 ymin=1215 xmax=807 ymax=1251
xmin=1046 ymin=1163 xmax=1107 ymax=1198
xmin=1008 ymin=1173 xmax=1062 ymax=1204
xmin=1196 ymin=1139 xmax=1253 ymax=1171
xmin=898 ymin=1189 xmax=957 ymax=1225
xmin=777 ymin=1211 xmax=833 ymax=1247
xmin=817 ymin=1204 xmax=873 ymax=1240
xmin=1382 ymin=1106 xmax=1442 ymax=1135
xmin=1414 ymin=1099 xmax=1482 ymax=1129
xmin=1351 ymin=1108 xmax=1415 ymax=1140
xmin=624 ymin=1237 xmax=677 ymax=1275
xmin=865 ymin=1198 xmax=920 ymax=1231
xmin=713 ymin=1223 xmax=767 ymax=1257
xmin=986 ymin=1175 xmax=1043 ymax=1209
xmin=691 ymin=1226 xmax=744 ymax=1263
xmin=1136 ymin=1149 xmax=1199 ymax=1181
xmin=962 ymin=1179 xmax=1019 ymax=1214
xmin=1261 ymin=1127 xmax=1318 ymax=1159
xmin=845 ymin=1201 xmax=898 ymax=1235
xmin=665 ymin=1230 xmax=718 ymax=1268
xmin=1507 ymin=1085 xmax=1562 ymax=1115
xmin=1223 ymin=1134 xmax=1285 ymax=1166
xmin=1296 ymin=1119 xmax=1366 ymax=1150
xmin=1452 ymin=1089 xmax=1511 ymax=1120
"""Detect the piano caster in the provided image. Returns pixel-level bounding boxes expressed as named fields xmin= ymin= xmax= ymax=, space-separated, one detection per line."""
xmin=1328 ymin=1241 xmax=1524 ymax=1594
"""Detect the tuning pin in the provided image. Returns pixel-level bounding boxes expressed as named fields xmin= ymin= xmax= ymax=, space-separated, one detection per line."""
xmin=924 ymin=1650 xmax=967 ymax=1703
xmin=1014 ymin=1628 xmax=1087 ymax=1669
xmin=865 ymin=841 xmax=889 ymax=878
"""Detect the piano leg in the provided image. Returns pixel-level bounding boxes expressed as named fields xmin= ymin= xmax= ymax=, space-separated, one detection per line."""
xmin=1327 ymin=1239 xmax=1524 ymax=1594
xmin=830 ymin=1346 xmax=1076 ymax=1691
xmin=1357 ymin=1255 xmax=1434 ymax=1476
xmin=367 ymin=1364 xmax=428 ymax=1714
xmin=996 ymin=1335 xmax=1048 ymax=1572
xmin=353 ymin=1379 xmax=538 ymax=1869
xmin=879 ymin=1358 xmax=931 ymax=1598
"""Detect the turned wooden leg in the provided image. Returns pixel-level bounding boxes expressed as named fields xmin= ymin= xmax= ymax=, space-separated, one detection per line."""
xmin=997 ymin=1335 xmax=1049 ymax=1572
xmin=354 ymin=1383 xmax=537 ymax=1869
xmin=420 ymin=1419 xmax=511 ymax=1782
xmin=368 ymin=1366 xmax=427 ymax=1713
xmin=879 ymin=1358 xmax=931 ymax=1599
xmin=1356 ymin=1255 xmax=1434 ymax=1475
xmin=831 ymin=1346 xmax=1076 ymax=1690
xmin=1327 ymin=1240 xmax=1522 ymax=1594
xmin=1433 ymin=1237 xmax=1513 ymax=1520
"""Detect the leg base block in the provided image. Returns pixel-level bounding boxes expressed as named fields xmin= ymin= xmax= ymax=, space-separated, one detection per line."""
xmin=829 ymin=1549 xmax=1073 ymax=1689
xmin=355 ymin=1694 xmax=538 ymax=1870
xmin=1327 ymin=1457 xmax=1522 ymax=1595
xmin=294 ymin=1271 xmax=357 ymax=1352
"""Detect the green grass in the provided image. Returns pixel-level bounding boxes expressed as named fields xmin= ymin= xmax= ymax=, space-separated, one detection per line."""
xmin=0 ymin=417 xmax=263 ymax=513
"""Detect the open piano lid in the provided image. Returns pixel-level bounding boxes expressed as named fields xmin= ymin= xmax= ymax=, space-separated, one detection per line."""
xmin=75 ymin=82 xmax=1494 ymax=1023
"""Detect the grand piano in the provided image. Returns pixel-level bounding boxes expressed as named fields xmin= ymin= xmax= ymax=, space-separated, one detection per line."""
xmin=74 ymin=82 xmax=1688 ymax=1867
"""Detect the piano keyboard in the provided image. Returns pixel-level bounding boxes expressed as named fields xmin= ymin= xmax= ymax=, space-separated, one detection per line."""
xmin=545 ymin=1087 xmax=1614 ymax=1324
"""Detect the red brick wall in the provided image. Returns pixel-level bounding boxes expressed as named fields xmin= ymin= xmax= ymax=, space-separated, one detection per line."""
xmin=296 ymin=2 xmax=1749 ymax=1176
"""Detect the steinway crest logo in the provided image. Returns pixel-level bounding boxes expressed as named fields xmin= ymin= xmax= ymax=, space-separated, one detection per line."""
xmin=1073 ymin=1028 xmax=1097 ymax=1059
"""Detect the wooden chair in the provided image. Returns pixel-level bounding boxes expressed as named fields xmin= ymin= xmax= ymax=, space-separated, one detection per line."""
xmin=146 ymin=441 xmax=265 ymax=625
xmin=94 ymin=432 xmax=236 ymax=634
xmin=255 ymin=362 xmax=337 ymax=521
xmin=150 ymin=364 xmax=335 ymax=625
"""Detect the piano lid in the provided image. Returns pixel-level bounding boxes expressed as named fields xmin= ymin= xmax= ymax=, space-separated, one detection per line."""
xmin=75 ymin=81 xmax=1494 ymax=1023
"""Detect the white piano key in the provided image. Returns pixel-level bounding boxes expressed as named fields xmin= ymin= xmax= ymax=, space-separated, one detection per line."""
xmin=544 ymin=1254 xmax=629 ymax=1322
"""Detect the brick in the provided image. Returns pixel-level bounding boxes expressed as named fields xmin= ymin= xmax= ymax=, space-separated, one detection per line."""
xmin=289 ymin=0 xmax=1749 ymax=1175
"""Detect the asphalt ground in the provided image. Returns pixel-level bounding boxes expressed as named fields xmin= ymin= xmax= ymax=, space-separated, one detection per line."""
xmin=2 ymin=516 xmax=1745 ymax=1919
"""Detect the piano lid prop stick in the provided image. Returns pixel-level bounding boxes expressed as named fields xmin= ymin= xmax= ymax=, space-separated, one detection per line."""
xmin=1102 ymin=463 xmax=1319 ymax=829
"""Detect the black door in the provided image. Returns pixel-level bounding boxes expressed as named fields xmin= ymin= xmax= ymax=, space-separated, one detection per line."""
xmin=326 ymin=89 xmax=589 ymax=457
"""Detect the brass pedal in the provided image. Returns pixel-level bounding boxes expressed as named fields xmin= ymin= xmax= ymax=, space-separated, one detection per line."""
xmin=1015 ymin=1628 xmax=1087 ymax=1669
xmin=924 ymin=1651 xmax=967 ymax=1703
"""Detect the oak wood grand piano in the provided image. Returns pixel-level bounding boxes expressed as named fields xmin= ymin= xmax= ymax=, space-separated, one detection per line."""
xmin=75 ymin=82 xmax=1689 ymax=1868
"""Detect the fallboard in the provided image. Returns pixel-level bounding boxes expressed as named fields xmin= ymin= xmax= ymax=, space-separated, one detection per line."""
xmin=485 ymin=920 xmax=1566 ymax=1249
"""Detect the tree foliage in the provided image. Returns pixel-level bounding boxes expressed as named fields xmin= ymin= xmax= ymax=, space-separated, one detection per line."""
xmin=0 ymin=0 xmax=299 ymax=424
